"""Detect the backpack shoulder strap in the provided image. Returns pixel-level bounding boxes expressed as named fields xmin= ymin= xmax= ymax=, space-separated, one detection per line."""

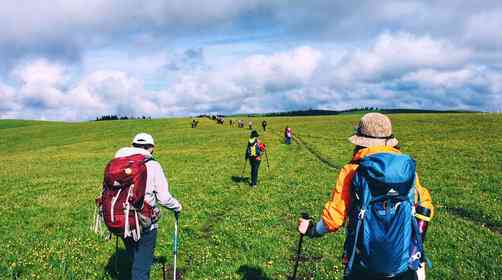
xmin=347 ymin=168 xmax=371 ymax=273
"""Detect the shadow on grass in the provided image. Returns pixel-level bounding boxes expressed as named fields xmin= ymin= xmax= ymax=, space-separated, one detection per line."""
xmin=292 ymin=135 xmax=340 ymax=170
xmin=105 ymin=252 xmax=177 ymax=280
xmin=231 ymin=175 xmax=250 ymax=184
xmin=164 ymin=263 xmax=185 ymax=280
xmin=237 ymin=265 xmax=271 ymax=280
xmin=448 ymin=207 xmax=501 ymax=234
xmin=104 ymin=248 xmax=131 ymax=280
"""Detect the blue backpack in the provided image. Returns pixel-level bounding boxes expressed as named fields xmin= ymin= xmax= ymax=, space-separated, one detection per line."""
xmin=345 ymin=152 xmax=426 ymax=276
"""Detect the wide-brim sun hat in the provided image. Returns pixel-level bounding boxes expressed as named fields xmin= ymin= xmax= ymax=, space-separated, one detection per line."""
xmin=348 ymin=113 xmax=399 ymax=147
xmin=132 ymin=132 xmax=155 ymax=146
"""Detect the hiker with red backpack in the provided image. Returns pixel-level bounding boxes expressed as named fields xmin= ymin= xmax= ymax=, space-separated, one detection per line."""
xmin=297 ymin=113 xmax=433 ymax=280
xmin=98 ymin=133 xmax=182 ymax=280
xmin=245 ymin=130 xmax=267 ymax=188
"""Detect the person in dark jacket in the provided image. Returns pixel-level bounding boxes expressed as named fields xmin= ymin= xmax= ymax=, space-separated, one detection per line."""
xmin=245 ymin=130 xmax=266 ymax=188
xmin=261 ymin=120 xmax=268 ymax=131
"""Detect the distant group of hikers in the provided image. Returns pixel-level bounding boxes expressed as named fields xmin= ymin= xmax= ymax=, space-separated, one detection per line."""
xmin=233 ymin=119 xmax=260 ymax=130
xmin=198 ymin=117 xmax=271 ymax=132
xmin=95 ymin=113 xmax=433 ymax=280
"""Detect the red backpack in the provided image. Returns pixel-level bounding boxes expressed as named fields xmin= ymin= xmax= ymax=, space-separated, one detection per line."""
xmin=96 ymin=154 xmax=155 ymax=241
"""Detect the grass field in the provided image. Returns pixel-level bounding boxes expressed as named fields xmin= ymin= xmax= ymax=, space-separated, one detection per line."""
xmin=0 ymin=113 xmax=501 ymax=280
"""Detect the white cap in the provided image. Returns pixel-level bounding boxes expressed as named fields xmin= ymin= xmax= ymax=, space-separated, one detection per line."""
xmin=132 ymin=133 xmax=155 ymax=146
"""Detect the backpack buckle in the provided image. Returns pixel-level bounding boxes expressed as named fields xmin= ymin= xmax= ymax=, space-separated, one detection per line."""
xmin=411 ymin=252 xmax=421 ymax=261
xmin=358 ymin=209 xmax=366 ymax=220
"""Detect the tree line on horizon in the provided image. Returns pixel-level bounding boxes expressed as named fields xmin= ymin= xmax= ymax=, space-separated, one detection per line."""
xmin=95 ymin=107 xmax=476 ymax=122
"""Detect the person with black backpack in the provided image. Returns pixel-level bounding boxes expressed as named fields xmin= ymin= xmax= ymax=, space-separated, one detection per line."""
xmin=245 ymin=130 xmax=266 ymax=188
xmin=297 ymin=113 xmax=433 ymax=280
xmin=100 ymin=133 xmax=182 ymax=280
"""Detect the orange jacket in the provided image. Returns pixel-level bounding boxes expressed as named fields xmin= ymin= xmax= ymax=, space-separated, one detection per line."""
xmin=321 ymin=146 xmax=434 ymax=232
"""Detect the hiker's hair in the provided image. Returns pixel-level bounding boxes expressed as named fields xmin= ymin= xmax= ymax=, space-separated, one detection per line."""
xmin=353 ymin=145 xmax=366 ymax=155
xmin=133 ymin=143 xmax=154 ymax=150
xmin=353 ymin=144 xmax=401 ymax=155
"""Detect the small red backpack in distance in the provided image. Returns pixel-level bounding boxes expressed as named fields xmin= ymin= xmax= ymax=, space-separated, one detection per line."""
xmin=97 ymin=154 xmax=154 ymax=241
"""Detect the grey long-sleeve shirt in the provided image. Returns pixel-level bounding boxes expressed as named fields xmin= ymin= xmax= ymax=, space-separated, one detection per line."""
xmin=114 ymin=147 xmax=182 ymax=229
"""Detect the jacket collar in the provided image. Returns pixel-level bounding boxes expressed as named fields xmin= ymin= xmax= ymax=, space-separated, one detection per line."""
xmin=352 ymin=146 xmax=401 ymax=162
xmin=114 ymin=147 xmax=152 ymax=158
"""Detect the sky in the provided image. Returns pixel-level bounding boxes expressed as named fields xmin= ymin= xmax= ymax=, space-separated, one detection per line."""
xmin=1 ymin=0 xmax=501 ymax=121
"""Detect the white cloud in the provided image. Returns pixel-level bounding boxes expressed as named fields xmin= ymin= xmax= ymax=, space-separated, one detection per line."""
xmin=0 ymin=83 xmax=18 ymax=115
xmin=8 ymin=59 xmax=68 ymax=111
xmin=65 ymin=70 xmax=166 ymax=120
xmin=0 ymin=46 xmax=324 ymax=119
xmin=402 ymin=67 xmax=479 ymax=89
xmin=334 ymin=33 xmax=471 ymax=83
xmin=234 ymin=46 xmax=322 ymax=91
xmin=0 ymin=1 xmax=270 ymax=47
xmin=464 ymin=10 xmax=502 ymax=49
xmin=11 ymin=58 xmax=67 ymax=86
xmin=1 ymin=32 xmax=502 ymax=120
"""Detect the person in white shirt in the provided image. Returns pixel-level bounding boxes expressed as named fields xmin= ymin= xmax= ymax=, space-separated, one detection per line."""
xmin=115 ymin=133 xmax=182 ymax=280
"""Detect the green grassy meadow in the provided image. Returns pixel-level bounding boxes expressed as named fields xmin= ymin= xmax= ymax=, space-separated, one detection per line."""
xmin=0 ymin=113 xmax=501 ymax=279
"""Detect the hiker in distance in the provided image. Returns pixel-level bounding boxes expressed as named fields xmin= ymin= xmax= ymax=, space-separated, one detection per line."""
xmin=248 ymin=120 xmax=253 ymax=130
xmin=191 ymin=119 xmax=198 ymax=128
xmin=297 ymin=113 xmax=433 ymax=280
xmin=245 ymin=130 xmax=267 ymax=188
xmin=261 ymin=120 xmax=268 ymax=131
xmin=109 ymin=133 xmax=182 ymax=280
xmin=284 ymin=126 xmax=292 ymax=144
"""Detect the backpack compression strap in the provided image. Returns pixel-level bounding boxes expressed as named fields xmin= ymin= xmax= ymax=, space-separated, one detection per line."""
xmin=346 ymin=172 xmax=371 ymax=273
xmin=347 ymin=207 xmax=366 ymax=272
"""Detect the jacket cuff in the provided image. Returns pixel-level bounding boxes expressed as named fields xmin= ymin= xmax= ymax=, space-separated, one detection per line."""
xmin=307 ymin=220 xmax=328 ymax=238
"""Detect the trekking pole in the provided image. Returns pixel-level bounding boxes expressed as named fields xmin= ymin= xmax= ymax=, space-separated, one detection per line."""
xmin=239 ymin=158 xmax=247 ymax=179
xmin=264 ymin=149 xmax=270 ymax=171
xmin=173 ymin=212 xmax=179 ymax=280
xmin=290 ymin=213 xmax=310 ymax=280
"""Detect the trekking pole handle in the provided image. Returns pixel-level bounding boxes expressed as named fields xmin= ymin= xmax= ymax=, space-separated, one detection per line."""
xmin=299 ymin=212 xmax=311 ymax=237
xmin=301 ymin=212 xmax=311 ymax=220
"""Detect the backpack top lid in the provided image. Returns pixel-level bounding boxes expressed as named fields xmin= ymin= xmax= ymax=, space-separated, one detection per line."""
xmin=358 ymin=152 xmax=416 ymax=196
xmin=104 ymin=153 xmax=148 ymax=190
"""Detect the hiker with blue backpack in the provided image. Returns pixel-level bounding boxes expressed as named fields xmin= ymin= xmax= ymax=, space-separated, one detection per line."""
xmin=245 ymin=130 xmax=267 ymax=188
xmin=297 ymin=113 xmax=433 ymax=280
